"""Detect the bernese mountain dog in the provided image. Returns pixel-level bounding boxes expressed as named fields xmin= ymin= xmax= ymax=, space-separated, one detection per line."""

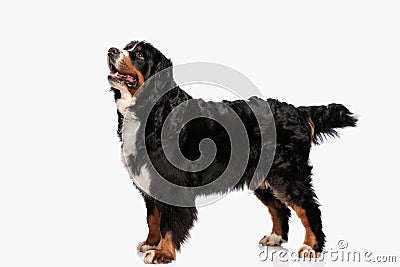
xmin=107 ymin=40 xmax=357 ymax=264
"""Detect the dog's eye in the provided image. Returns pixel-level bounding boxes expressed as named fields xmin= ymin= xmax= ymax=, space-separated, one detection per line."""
xmin=136 ymin=52 xmax=144 ymax=60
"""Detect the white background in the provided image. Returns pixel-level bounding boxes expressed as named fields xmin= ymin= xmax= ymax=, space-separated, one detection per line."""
xmin=1 ymin=1 xmax=399 ymax=266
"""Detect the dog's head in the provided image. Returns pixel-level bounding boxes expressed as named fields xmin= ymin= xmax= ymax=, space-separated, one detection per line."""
xmin=107 ymin=40 xmax=172 ymax=98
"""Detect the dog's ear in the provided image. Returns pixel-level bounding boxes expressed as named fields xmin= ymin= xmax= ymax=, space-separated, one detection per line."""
xmin=153 ymin=55 xmax=174 ymax=93
xmin=138 ymin=53 xmax=174 ymax=108
xmin=155 ymin=53 xmax=172 ymax=73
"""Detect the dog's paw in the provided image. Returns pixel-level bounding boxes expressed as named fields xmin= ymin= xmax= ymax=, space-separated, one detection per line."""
xmin=259 ymin=233 xmax=285 ymax=246
xmin=297 ymin=244 xmax=321 ymax=258
xmin=144 ymin=250 xmax=175 ymax=264
xmin=137 ymin=241 xmax=157 ymax=253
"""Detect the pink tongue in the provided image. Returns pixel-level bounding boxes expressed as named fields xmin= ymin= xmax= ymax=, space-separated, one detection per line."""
xmin=113 ymin=72 xmax=135 ymax=82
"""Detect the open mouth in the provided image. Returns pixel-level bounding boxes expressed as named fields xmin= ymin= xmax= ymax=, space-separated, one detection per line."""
xmin=108 ymin=62 xmax=138 ymax=89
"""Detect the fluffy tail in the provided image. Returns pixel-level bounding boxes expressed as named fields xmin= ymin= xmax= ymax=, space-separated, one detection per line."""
xmin=298 ymin=104 xmax=358 ymax=144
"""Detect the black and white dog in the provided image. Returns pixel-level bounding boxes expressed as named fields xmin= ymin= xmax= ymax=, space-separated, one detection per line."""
xmin=107 ymin=40 xmax=357 ymax=264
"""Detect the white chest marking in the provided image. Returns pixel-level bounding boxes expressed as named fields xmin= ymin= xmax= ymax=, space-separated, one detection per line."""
xmin=116 ymin=89 xmax=135 ymax=115
xmin=121 ymin=97 xmax=139 ymax=155
xmin=119 ymin=98 xmax=151 ymax=193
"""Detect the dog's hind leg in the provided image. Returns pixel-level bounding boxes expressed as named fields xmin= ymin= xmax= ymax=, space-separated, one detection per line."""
xmin=137 ymin=196 xmax=161 ymax=252
xmin=255 ymin=188 xmax=291 ymax=246
xmin=284 ymin=165 xmax=326 ymax=257
xmin=290 ymin=200 xmax=325 ymax=258
xmin=143 ymin=202 xmax=197 ymax=264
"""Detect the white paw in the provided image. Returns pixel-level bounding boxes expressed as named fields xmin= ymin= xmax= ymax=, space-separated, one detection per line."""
xmin=137 ymin=241 xmax=157 ymax=253
xmin=259 ymin=233 xmax=285 ymax=246
xmin=297 ymin=244 xmax=321 ymax=258
xmin=144 ymin=250 xmax=156 ymax=264
xmin=143 ymin=250 xmax=174 ymax=264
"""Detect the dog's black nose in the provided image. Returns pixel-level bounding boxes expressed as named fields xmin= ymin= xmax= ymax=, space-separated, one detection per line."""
xmin=108 ymin=47 xmax=120 ymax=57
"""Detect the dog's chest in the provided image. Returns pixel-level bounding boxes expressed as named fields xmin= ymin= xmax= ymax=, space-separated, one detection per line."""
xmin=119 ymin=100 xmax=152 ymax=192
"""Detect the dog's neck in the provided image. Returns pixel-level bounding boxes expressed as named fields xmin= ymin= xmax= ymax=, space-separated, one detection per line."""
xmin=115 ymin=87 xmax=135 ymax=115
xmin=116 ymin=96 xmax=134 ymax=115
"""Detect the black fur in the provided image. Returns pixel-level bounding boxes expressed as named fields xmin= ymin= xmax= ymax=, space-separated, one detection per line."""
xmin=108 ymin=41 xmax=357 ymax=256
xmin=298 ymin=104 xmax=357 ymax=144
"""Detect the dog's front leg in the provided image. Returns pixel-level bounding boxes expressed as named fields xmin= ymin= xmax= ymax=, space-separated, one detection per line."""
xmin=143 ymin=203 xmax=197 ymax=264
xmin=137 ymin=197 xmax=161 ymax=252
